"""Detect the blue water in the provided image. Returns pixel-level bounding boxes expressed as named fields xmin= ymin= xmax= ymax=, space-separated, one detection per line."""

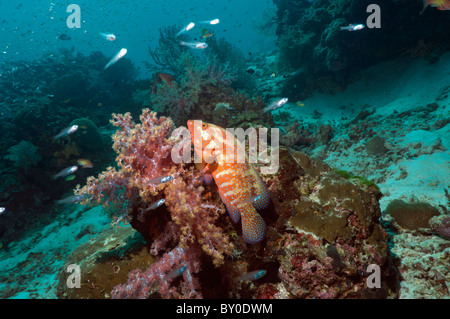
xmin=0 ymin=0 xmax=275 ymax=76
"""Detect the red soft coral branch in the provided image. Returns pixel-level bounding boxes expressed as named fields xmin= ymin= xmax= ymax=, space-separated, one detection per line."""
xmin=75 ymin=109 xmax=233 ymax=298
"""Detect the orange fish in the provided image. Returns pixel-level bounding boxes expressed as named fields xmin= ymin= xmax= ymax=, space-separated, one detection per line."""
xmin=201 ymin=32 xmax=214 ymax=39
xmin=187 ymin=120 xmax=270 ymax=244
xmin=77 ymin=158 xmax=93 ymax=168
xmin=422 ymin=0 xmax=450 ymax=12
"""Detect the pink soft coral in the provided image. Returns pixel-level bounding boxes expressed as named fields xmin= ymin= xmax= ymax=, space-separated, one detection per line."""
xmin=75 ymin=109 xmax=233 ymax=298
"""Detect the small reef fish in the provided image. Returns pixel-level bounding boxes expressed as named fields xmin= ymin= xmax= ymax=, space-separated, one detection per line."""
xmin=0 ymin=207 xmax=5 ymax=214
xmin=176 ymin=22 xmax=195 ymax=37
xmin=104 ymin=48 xmax=127 ymax=70
xmin=99 ymin=33 xmax=116 ymax=41
xmin=145 ymin=199 xmax=165 ymax=211
xmin=180 ymin=41 xmax=208 ymax=49
xmin=166 ymin=265 xmax=187 ymax=279
xmin=269 ymin=72 xmax=277 ymax=78
xmin=422 ymin=0 xmax=450 ymax=12
xmin=200 ymin=19 xmax=220 ymax=25
xmin=187 ymin=120 xmax=270 ymax=244
xmin=65 ymin=175 xmax=76 ymax=181
xmin=235 ymin=270 xmax=267 ymax=281
xmin=53 ymin=124 xmax=78 ymax=140
xmin=57 ymin=194 xmax=84 ymax=204
xmin=296 ymin=101 xmax=305 ymax=107
xmin=77 ymin=158 xmax=93 ymax=168
xmin=340 ymin=24 xmax=365 ymax=31
xmin=262 ymin=97 xmax=288 ymax=113
xmin=58 ymin=34 xmax=71 ymax=41
xmin=148 ymin=175 xmax=173 ymax=185
xmin=53 ymin=166 xmax=78 ymax=180
xmin=201 ymin=32 xmax=214 ymax=39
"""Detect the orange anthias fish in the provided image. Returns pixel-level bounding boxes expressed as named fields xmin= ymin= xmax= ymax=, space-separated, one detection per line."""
xmin=77 ymin=158 xmax=93 ymax=168
xmin=187 ymin=120 xmax=270 ymax=244
xmin=422 ymin=0 xmax=450 ymax=12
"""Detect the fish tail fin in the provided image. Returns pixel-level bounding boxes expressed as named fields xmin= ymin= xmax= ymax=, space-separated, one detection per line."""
xmin=240 ymin=204 xmax=266 ymax=244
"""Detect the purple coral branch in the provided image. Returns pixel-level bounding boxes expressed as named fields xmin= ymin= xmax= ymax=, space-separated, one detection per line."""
xmin=111 ymin=245 xmax=202 ymax=299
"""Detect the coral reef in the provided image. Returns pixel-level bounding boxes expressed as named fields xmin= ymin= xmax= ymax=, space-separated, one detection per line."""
xmin=67 ymin=110 xmax=398 ymax=298
xmin=0 ymin=49 xmax=141 ymax=245
xmin=150 ymin=52 xmax=274 ymax=129
xmin=272 ymin=0 xmax=450 ymax=99
xmin=4 ymin=140 xmax=42 ymax=169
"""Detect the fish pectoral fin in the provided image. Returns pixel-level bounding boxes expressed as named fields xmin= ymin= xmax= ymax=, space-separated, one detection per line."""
xmin=218 ymin=191 xmax=240 ymax=223
xmin=249 ymin=169 xmax=271 ymax=210
xmin=240 ymin=205 xmax=266 ymax=244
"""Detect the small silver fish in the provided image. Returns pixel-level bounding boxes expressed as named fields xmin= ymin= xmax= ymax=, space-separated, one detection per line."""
xmin=148 ymin=175 xmax=173 ymax=185
xmin=0 ymin=207 xmax=6 ymax=214
xmin=176 ymin=22 xmax=195 ymax=37
xmin=235 ymin=269 xmax=267 ymax=281
xmin=145 ymin=199 xmax=165 ymax=211
xmin=262 ymin=98 xmax=288 ymax=113
xmin=104 ymin=48 xmax=127 ymax=70
xmin=199 ymin=19 xmax=219 ymax=25
xmin=53 ymin=165 xmax=78 ymax=179
xmin=99 ymin=32 xmax=116 ymax=41
xmin=57 ymin=195 xmax=84 ymax=204
xmin=340 ymin=24 xmax=365 ymax=31
xmin=53 ymin=125 xmax=78 ymax=140
xmin=180 ymin=41 xmax=208 ymax=49
xmin=166 ymin=265 xmax=187 ymax=279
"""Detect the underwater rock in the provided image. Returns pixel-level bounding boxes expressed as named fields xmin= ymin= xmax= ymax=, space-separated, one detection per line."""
xmin=70 ymin=118 xmax=105 ymax=152
xmin=56 ymin=226 xmax=150 ymax=299
xmin=385 ymin=199 xmax=440 ymax=231
xmin=316 ymin=124 xmax=332 ymax=145
xmin=257 ymin=147 xmax=398 ymax=298
xmin=366 ymin=136 xmax=387 ymax=156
